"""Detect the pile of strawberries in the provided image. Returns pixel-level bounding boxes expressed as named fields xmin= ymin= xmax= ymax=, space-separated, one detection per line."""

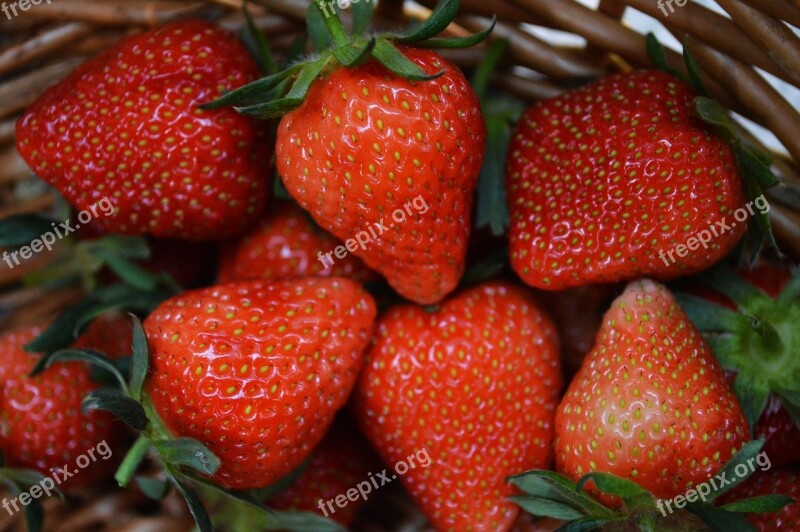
xmin=2 ymin=2 xmax=799 ymax=531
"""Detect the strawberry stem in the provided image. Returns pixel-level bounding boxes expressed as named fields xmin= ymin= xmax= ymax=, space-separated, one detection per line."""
xmin=115 ymin=434 xmax=152 ymax=488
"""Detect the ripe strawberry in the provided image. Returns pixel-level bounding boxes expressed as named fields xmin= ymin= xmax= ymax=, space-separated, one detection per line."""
xmin=275 ymin=47 xmax=484 ymax=304
xmin=16 ymin=20 xmax=270 ymax=240
xmin=218 ymin=201 xmax=375 ymax=284
xmin=353 ymin=282 xmax=562 ymax=530
xmin=507 ymin=70 xmax=747 ymax=290
xmin=555 ymin=279 xmax=749 ymax=500
xmin=144 ymin=278 xmax=376 ymax=490
xmin=0 ymin=315 xmax=132 ymax=489
xmin=269 ymin=417 xmax=381 ymax=525
xmin=725 ymin=468 xmax=800 ymax=530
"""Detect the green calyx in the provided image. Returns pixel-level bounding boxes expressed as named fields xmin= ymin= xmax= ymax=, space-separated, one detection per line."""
xmin=30 ymin=316 xmax=343 ymax=532
xmin=677 ymin=266 xmax=800 ymax=434
xmin=204 ymin=0 xmax=495 ymax=119
xmin=645 ymin=34 xmax=781 ymax=257
xmin=508 ymin=441 xmax=792 ymax=531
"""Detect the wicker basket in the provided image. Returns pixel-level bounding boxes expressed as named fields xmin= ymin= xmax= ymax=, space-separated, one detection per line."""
xmin=1 ymin=0 xmax=799 ymax=530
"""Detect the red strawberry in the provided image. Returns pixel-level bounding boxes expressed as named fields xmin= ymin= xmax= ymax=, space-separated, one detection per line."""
xmin=218 ymin=201 xmax=375 ymax=284
xmin=0 ymin=315 xmax=132 ymax=489
xmin=726 ymin=468 xmax=800 ymax=530
xmin=269 ymin=417 xmax=381 ymax=525
xmin=555 ymin=280 xmax=749 ymax=500
xmin=16 ymin=20 xmax=270 ymax=240
xmin=353 ymin=282 xmax=562 ymax=530
xmin=276 ymin=47 xmax=485 ymax=304
xmin=507 ymin=70 xmax=747 ymax=290
xmin=144 ymin=278 xmax=376 ymax=489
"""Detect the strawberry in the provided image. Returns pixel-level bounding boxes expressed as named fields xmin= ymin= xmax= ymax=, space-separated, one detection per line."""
xmin=507 ymin=70 xmax=748 ymax=290
xmin=218 ymin=201 xmax=375 ymax=284
xmin=144 ymin=277 xmax=376 ymax=490
xmin=275 ymin=47 xmax=484 ymax=304
xmin=353 ymin=282 xmax=562 ymax=530
xmin=209 ymin=2 xmax=491 ymax=304
xmin=15 ymin=20 xmax=270 ymax=240
xmin=0 ymin=314 xmax=132 ymax=489
xmin=555 ymin=279 xmax=749 ymax=500
xmin=725 ymin=468 xmax=800 ymax=530
xmin=683 ymin=264 xmax=800 ymax=467
xmin=269 ymin=417 xmax=381 ymax=525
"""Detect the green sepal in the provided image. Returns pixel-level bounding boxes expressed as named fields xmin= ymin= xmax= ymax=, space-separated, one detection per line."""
xmin=351 ymin=0 xmax=374 ymax=36
xmin=685 ymin=501 xmax=757 ymax=532
xmin=241 ymin=0 xmax=276 ymax=74
xmin=154 ymin=438 xmax=221 ymax=477
xmin=507 ymin=470 xmax=614 ymax=519
xmin=732 ymin=373 xmax=770 ymax=436
xmin=30 ymin=348 xmax=128 ymax=392
xmin=168 ymin=468 xmax=214 ymax=532
xmin=508 ymin=495 xmax=586 ymax=521
xmin=682 ymin=39 xmax=709 ymax=97
xmin=203 ymin=67 xmax=304 ymax=110
xmin=705 ymin=440 xmax=765 ymax=502
xmin=644 ymin=33 xmax=681 ymax=79
xmin=372 ymin=39 xmax=444 ymax=81
xmin=0 ymin=214 xmax=58 ymax=247
xmin=398 ymin=0 xmax=460 ymax=44
xmin=83 ymin=388 xmax=148 ymax=431
xmin=721 ymin=494 xmax=795 ymax=514
xmin=576 ymin=472 xmax=654 ymax=510
xmin=307 ymin=1 xmax=333 ymax=52
xmin=129 ymin=315 xmax=148 ymax=402
xmin=675 ymin=293 xmax=742 ymax=333
xmin=699 ymin=267 xmax=766 ymax=310
xmin=556 ymin=518 xmax=615 ymax=532
xmin=415 ymin=17 xmax=496 ymax=49
xmin=235 ymin=57 xmax=332 ymax=119
xmin=136 ymin=476 xmax=171 ymax=500
xmin=777 ymin=269 xmax=800 ymax=304
xmin=332 ymin=37 xmax=376 ymax=68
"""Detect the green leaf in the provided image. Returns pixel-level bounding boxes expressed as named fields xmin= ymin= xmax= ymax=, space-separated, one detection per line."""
xmin=685 ymin=501 xmax=757 ymax=531
xmin=22 ymin=497 xmax=44 ymax=532
xmin=130 ymin=315 xmax=148 ymax=403
xmin=509 ymin=495 xmax=586 ymax=520
xmin=694 ymin=97 xmax=737 ymax=139
xmin=472 ymin=38 xmax=508 ymax=100
xmin=508 ymin=470 xmax=614 ymax=519
xmin=416 ymin=17 xmax=496 ymax=49
xmin=372 ymin=39 xmax=444 ymax=81
xmin=83 ymin=388 xmax=148 ymax=431
xmin=136 ymin=476 xmax=171 ymax=500
xmin=645 ymin=33 xmax=671 ymax=75
xmin=98 ymin=254 xmax=159 ymax=292
xmin=155 ymin=438 xmax=221 ymax=476
xmin=675 ymin=293 xmax=743 ymax=332
xmin=721 ymin=494 xmax=795 ymax=513
xmin=576 ymin=472 xmax=654 ymax=510
xmin=0 ymin=214 xmax=58 ymax=247
xmin=398 ymin=0 xmax=460 ymax=43
xmin=24 ymin=297 xmax=97 ymax=353
xmin=351 ymin=0 xmax=373 ymax=36
xmin=241 ymin=0 xmax=275 ymax=74
xmin=31 ymin=349 xmax=128 ymax=392
xmin=555 ymin=518 xmax=613 ymax=532
xmin=700 ymin=267 xmax=766 ymax=310
xmin=474 ymin=115 xmax=512 ymax=236
xmin=170 ymin=472 xmax=213 ymax=532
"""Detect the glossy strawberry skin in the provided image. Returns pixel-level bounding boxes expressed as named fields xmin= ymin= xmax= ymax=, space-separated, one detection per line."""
xmin=726 ymin=468 xmax=800 ymax=530
xmin=0 ymin=316 xmax=132 ymax=489
xmin=270 ymin=417 xmax=381 ymax=526
xmin=16 ymin=21 xmax=270 ymax=240
xmin=218 ymin=201 xmax=375 ymax=284
xmin=144 ymin=278 xmax=376 ymax=490
xmin=353 ymin=282 xmax=562 ymax=531
xmin=276 ymin=47 xmax=485 ymax=305
xmin=507 ymin=70 xmax=746 ymax=290
xmin=555 ymin=280 xmax=749 ymax=500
